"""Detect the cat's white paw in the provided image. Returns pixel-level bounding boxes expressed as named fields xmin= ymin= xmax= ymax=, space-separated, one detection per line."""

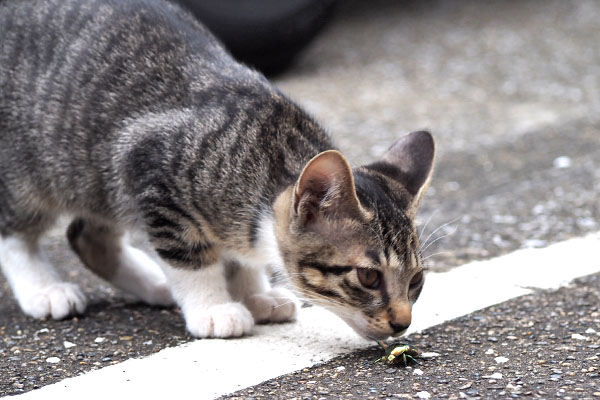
xmin=184 ymin=302 xmax=254 ymax=338
xmin=140 ymin=281 xmax=174 ymax=306
xmin=20 ymin=283 xmax=87 ymax=320
xmin=245 ymin=287 xmax=300 ymax=323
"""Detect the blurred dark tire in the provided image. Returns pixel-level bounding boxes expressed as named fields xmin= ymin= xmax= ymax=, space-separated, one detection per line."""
xmin=176 ymin=0 xmax=337 ymax=75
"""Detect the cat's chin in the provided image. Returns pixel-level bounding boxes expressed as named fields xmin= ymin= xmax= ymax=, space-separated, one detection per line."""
xmin=356 ymin=328 xmax=394 ymax=341
xmin=391 ymin=328 xmax=408 ymax=338
xmin=335 ymin=312 xmax=394 ymax=341
xmin=363 ymin=331 xmax=393 ymax=341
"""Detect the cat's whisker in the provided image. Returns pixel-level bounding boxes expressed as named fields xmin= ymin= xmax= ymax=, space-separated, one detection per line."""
xmin=292 ymin=288 xmax=350 ymax=311
xmin=286 ymin=288 xmax=366 ymax=322
xmin=419 ymin=216 xmax=461 ymax=251
xmin=275 ymin=285 xmax=309 ymax=298
xmin=419 ymin=219 xmax=460 ymax=257
xmin=418 ymin=209 xmax=439 ymax=241
xmin=272 ymin=300 xmax=295 ymax=309
xmin=421 ymin=250 xmax=453 ymax=262
xmin=303 ymin=301 xmax=357 ymax=321
xmin=420 ymin=226 xmax=458 ymax=256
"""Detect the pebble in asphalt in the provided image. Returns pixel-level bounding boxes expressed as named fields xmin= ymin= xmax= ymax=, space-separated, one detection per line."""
xmin=0 ymin=297 xmax=193 ymax=395
xmin=221 ymin=273 xmax=600 ymax=399
xmin=2 ymin=0 xmax=600 ymax=397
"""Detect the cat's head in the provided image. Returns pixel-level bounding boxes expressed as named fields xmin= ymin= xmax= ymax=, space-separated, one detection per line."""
xmin=274 ymin=131 xmax=435 ymax=339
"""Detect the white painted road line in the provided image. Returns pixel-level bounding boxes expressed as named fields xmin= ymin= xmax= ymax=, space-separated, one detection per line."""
xmin=410 ymin=231 xmax=600 ymax=332
xmin=15 ymin=232 xmax=600 ymax=400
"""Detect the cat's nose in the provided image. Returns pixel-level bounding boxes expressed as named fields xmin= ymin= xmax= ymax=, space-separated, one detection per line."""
xmin=389 ymin=321 xmax=410 ymax=334
xmin=388 ymin=301 xmax=412 ymax=334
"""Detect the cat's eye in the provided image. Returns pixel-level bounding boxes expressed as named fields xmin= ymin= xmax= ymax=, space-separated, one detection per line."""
xmin=409 ymin=270 xmax=424 ymax=289
xmin=357 ymin=268 xmax=382 ymax=290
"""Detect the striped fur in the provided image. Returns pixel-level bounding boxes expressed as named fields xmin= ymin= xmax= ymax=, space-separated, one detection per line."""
xmin=0 ymin=0 xmax=434 ymax=339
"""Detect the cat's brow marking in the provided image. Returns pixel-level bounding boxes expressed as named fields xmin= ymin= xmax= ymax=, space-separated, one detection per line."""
xmin=300 ymin=261 xmax=353 ymax=276
xmin=365 ymin=249 xmax=381 ymax=265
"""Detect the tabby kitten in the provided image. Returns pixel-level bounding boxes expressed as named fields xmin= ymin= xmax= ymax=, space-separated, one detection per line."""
xmin=0 ymin=0 xmax=434 ymax=339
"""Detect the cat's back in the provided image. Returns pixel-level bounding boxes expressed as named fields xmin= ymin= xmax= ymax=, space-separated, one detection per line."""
xmin=0 ymin=0 xmax=238 ymax=142
xmin=0 ymin=0 xmax=224 ymax=61
xmin=0 ymin=0 xmax=269 ymax=214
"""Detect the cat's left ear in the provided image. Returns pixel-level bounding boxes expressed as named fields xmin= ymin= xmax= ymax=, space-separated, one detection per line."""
xmin=292 ymin=150 xmax=363 ymax=230
xmin=367 ymin=131 xmax=435 ymax=211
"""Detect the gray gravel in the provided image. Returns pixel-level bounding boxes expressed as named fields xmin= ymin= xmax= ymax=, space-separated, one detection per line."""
xmin=416 ymin=118 xmax=600 ymax=271
xmin=0 ymin=231 xmax=193 ymax=395
xmin=276 ymin=0 xmax=600 ymax=162
xmin=0 ymin=290 xmax=191 ymax=395
xmin=1 ymin=0 xmax=600 ymax=397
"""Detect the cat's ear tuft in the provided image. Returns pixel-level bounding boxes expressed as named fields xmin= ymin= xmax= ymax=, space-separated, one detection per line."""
xmin=368 ymin=131 xmax=435 ymax=203
xmin=293 ymin=150 xmax=361 ymax=229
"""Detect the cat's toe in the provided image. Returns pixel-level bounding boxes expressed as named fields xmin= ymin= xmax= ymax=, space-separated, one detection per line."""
xmin=245 ymin=287 xmax=299 ymax=324
xmin=268 ymin=287 xmax=299 ymax=322
xmin=184 ymin=302 xmax=254 ymax=338
xmin=244 ymin=293 xmax=278 ymax=323
xmin=267 ymin=287 xmax=299 ymax=322
xmin=22 ymin=283 xmax=87 ymax=320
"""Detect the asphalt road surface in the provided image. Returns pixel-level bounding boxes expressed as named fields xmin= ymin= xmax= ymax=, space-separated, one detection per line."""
xmin=1 ymin=0 xmax=599 ymax=398
xmin=222 ymin=273 xmax=600 ymax=400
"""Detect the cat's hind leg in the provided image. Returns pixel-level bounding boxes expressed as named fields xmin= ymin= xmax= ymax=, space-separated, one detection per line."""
xmin=0 ymin=233 xmax=86 ymax=320
xmin=67 ymin=218 xmax=173 ymax=306
xmin=226 ymin=261 xmax=300 ymax=324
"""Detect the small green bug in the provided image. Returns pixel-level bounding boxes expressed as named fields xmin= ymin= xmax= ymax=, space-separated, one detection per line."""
xmin=374 ymin=340 xmax=420 ymax=366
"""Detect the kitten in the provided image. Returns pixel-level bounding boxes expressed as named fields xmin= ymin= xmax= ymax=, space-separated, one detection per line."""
xmin=0 ymin=0 xmax=435 ymax=339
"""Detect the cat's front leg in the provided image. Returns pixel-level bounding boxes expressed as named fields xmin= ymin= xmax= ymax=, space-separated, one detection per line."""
xmin=226 ymin=261 xmax=300 ymax=324
xmin=161 ymin=262 xmax=254 ymax=338
xmin=0 ymin=235 xmax=86 ymax=320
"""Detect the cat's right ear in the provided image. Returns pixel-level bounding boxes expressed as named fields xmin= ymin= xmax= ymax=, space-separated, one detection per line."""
xmin=366 ymin=131 xmax=435 ymax=210
xmin=292 ymin=150 xmax=363 ymax=230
